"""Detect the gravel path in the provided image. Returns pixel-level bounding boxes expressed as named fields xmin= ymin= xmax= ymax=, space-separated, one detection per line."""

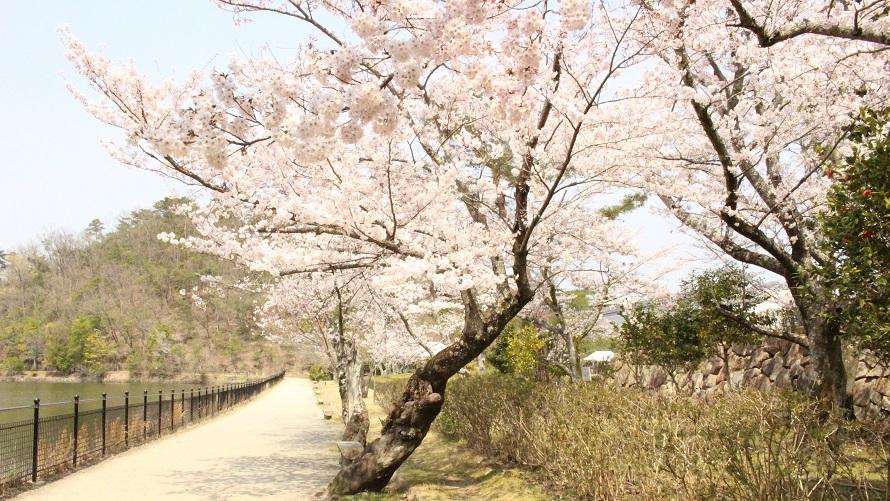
xmin=14 ymin=378 xmax=340 ymax=500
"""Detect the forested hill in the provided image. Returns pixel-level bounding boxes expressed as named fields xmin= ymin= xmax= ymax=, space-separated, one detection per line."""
xmin=0 ymin=198 xmax=296 ymax=377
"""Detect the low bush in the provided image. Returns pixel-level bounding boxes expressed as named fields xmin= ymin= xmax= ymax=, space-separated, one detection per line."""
xmin=438 ymin=374 xmax=885 ymax=500
xmin=3 ymin=356 xmax=24 ymax=373
xmin=308 ymin=365 xmax=332 ymax=382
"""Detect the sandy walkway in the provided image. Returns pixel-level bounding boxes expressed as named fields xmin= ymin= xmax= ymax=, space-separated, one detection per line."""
xmin=14 ymin=378 xmax=340 ymax=500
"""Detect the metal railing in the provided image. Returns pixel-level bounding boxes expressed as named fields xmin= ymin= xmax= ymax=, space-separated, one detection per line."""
xmin=0 ymin=371 xmax=284 ymax=494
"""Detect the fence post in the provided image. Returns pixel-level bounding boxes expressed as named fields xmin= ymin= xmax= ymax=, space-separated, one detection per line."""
xmin=31 ymin=398 xmax=39 ymax=483
xmin=180 ymin=390 xmax=185 ymax=427
xmin=157 ymin=390 xmax=162 ymax=437
xmin=170 ymin=390 xmax=175 ymax=431
xmin=73 ymin=394 xmax=79 ymax=467
xmin=101 ymin=392 xmax=107 ymax=456
xmin=124 ymin=391 xmax=130 ymax=449
xmin=143 ymin=390 xmax=148 ymax=441
xmin=190 ymin=389 xmax=194 ymax=423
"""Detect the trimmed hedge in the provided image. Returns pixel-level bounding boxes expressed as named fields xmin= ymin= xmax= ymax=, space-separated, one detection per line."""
xmin=438 ymin=374 xmax=886 ymax=500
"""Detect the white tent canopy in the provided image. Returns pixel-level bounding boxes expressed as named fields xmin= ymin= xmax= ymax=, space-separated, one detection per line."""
xmin=583 ymin=351 xmax=615 ymax=363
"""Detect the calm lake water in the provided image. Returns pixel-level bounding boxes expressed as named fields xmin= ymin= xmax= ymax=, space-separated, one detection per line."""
xmin=0 ymin=381 xmax=209 ymax=424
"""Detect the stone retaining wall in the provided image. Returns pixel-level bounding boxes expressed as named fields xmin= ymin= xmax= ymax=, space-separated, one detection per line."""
xmin=609 ymin=337 xmax=888 ymax=419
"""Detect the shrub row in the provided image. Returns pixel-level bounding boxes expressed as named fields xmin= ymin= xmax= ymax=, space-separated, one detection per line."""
xmin=370 ymin=373 xmax=411 ymax=412
xmin=437 ymin=374 xmax=888 ymax=500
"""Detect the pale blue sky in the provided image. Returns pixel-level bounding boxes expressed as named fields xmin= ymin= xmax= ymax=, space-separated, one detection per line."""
xmin=0 ymin=1 xmax=709 ymax=288
xmin=0 ymin=1 xmax=312 ymax=250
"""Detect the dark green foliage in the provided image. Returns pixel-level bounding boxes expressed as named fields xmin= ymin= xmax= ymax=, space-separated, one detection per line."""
xmin=45 ymin=313 xmax=108 ymax=374
xmin=819 ymin=108 xmax=890 ymax=360
xmin=485 ymin=321 xmax=543 ymax=375
xmin=619 ymin=300 xmax=705 ymax=378
xmin=619 ymin=266 xmax=770 ymax=381
xmin=685 ymin=266 xmax=768 ymax=351
xmin=599 ymin=192 xmax=648 ymax=220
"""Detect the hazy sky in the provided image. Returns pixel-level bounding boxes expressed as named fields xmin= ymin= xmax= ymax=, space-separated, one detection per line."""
xmin=0 ymin=1 xmax=711 ymax=288
xmin=0 ymin=1 xmax=311 ymax=250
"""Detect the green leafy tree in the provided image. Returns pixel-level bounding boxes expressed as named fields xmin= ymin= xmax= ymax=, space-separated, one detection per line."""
xmin=487 ymin=321 xmax=545 ymax=377
xmin=81 ymin=329 xmax=110 ymax=374
xmin=819 ymin=108 xmax=890 ymax=362
xmin=620 ymin=267 xmax=776 ymax=390
xmin=46 ymin=324 xmax=75 ymax=374
xmin=505 ymin=324 xmax=546 ymax=378
xmin=67 ymin=313 xmax=108 ymax=374
xmin=619 ymin=300 xmax=704 ymax=391
xmin=685 ymin=266 xmax=770 ymax=387
xmin=85 ymin=219 xmax=105 ymax=241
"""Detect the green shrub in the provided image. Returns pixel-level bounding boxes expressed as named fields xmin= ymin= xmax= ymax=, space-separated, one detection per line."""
xmin=486 ymin=321 xmax=546 ymax=375
xmin=308 ymin=365 xmax=332 ymax=382
xmin=3 ymin=356 xmax=24 ymax=373
xmin=439 ymin=374 xmax=881 ymax=500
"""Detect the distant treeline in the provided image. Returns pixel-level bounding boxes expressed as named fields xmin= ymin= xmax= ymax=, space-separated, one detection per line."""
xmin=0 ymin=198 xmax=298 ymax=376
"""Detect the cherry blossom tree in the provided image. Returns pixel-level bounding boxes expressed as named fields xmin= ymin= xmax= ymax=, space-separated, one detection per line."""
xmin=262 ymin=272 xmax=375 ymax=445
xmin=723 ymin=0 xmax=890 ymax=47
xmin=523 ymin=228 xmax=659 ymax=380
xmin=64 ymin=0 xmax=650 ymax=493
xmin=625 ymin=0 xmax=890 ymax=410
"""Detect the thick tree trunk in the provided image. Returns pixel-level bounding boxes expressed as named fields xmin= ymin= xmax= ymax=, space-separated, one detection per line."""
xmin=787 ymin=283 xmax=852 ymax=414
xmin=807 ymin=317 xmax=852 ymax=415
xmin=328 ymin=296 xmax=527 ymax=495
xmin=334 ymin=335 xmax=369 ymax=446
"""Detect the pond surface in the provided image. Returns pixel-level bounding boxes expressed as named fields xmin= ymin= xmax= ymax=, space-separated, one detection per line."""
xmin=0 ymin=381 xmax=209 ymax=424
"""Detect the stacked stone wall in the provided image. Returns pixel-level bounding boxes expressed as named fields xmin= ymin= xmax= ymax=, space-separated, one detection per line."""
xmin=609 ymin=337 xmax=888 ymax=419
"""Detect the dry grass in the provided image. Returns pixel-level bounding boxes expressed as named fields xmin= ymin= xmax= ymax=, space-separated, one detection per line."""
xmin=314 ymin=376 xmax=551 ymax=501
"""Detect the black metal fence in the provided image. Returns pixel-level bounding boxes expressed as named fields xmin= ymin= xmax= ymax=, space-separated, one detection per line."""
xmin=0 ymin=372 xmax=284 ymax=494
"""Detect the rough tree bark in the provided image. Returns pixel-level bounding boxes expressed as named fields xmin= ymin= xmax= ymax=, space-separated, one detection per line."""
xmin=332 ymin=287 xmax=369 ymax=446
xmin=794 ymin=295 xmax=851 ymax=414
xmin=334 ymin=335 xmax=369 ymax=446
xmin=328 ymin=291 xmax=531 ymax=494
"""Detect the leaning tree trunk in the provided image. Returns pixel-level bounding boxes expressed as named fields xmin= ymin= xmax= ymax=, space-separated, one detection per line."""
xmin=328 ymin=298 xmax=526 ymax=495
xmin=334 ymin=335 xmax=369 ymax=446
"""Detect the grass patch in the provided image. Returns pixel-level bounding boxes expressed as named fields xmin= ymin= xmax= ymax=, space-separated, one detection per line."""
xmin=315 ymin=375 xmax=551 ymax=501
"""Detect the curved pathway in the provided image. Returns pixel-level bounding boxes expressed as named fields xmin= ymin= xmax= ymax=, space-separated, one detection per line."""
xmin=15 ymin=378 xmax=340 ymax=500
